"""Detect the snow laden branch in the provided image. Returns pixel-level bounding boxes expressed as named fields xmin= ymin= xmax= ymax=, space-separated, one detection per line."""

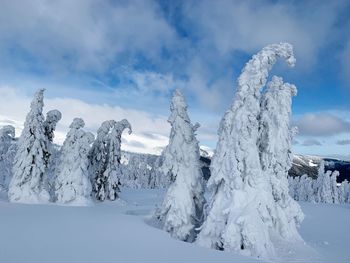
xmin=197 ymin=43 xmax=301 ymax=260
xmin=44 ymin=110 xmax=62 ymax=142
xmin=155 ymin=89 xmax=205 ymax=242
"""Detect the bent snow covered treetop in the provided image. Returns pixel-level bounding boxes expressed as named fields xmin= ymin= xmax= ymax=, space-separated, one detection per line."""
xmin=197 ymin=43 xmax=302 ymax=260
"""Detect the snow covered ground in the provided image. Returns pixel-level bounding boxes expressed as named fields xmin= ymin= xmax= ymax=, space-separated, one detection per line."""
xmin=0 ymin=188 xmax=349 ymax=263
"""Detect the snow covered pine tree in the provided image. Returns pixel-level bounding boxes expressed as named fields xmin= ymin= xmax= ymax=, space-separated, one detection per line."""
xmin=259 ymin=76 xmax=304 ymax=237
xmin=103 ymin=119 xmax=132 ymax=200
xmin=90 ymin=119 xmax=131 ymax=201
xmin=155 ymin=89 xmax=205 ymax=242
xmin=43 ymin=109 xmax=62 ymax=193
xmin=197 ymin=43 xmax=302 ymax=259
xmin=0 ymin=125 xmax=16 ymax=191
xmin=90 ymin=120 xmax=114 ymax=201
xmin=55 ymin=118 xmax=95 ymax=205
xmin=8 ymin=89 xmax=52 ymax=203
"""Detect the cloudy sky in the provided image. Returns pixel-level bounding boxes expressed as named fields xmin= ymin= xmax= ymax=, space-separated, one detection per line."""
xmin=0 ymin=0 xmax=349 ymax=158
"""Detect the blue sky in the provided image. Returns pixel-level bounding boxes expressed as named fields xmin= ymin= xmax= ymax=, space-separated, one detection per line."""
xmin=0 ymin=0 xmax=349 ymax=158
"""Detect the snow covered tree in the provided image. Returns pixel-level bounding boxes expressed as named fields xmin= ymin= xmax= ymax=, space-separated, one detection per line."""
xmin=339 ymin=180 xmax=349 ymax=203
xmin=90 ymin=119 xmax=131 ymax=201
xmin=258 ymin=75 xmax=304 ymax=238
xmin=297 ymin=175 xmax=309 ymax=201
xmin=288 ymin=176 xmax=298 ymax=200
xmin=8 ymin=89 xmax=51 ymax=203
xmin=315 ymin=161 xmax=333 ymax=203
xmin=0 ymin=125 xmax=16 ymax=191
xmin=43 ymin=109 xmax=62 ymax=194
xmin=153 ymin=154 xmax=172 ymax=188
xmin=103 ymin=119 xmax=132 ymax=201
xmin=119 ymin=152 xmax=164 ymax=189
xmin=293 ymin=175 xmax=315 ymax=202
xmin=55 ymin=118 xmax=94 ymax=205
xmin=197 ymin=43 xmax=298 ymax=259
xmin=305 ymin=176 xmax=316 ymax=203
xmin=330 ymin=170 xmax=339 ymax=203
xmin=154 ymin=89 xmax=205 ymax=242
xmin=90 ymin=120 xmax=115 ymax=200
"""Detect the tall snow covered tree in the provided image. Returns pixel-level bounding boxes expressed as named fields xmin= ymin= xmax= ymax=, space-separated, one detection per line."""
xmin=90 ymin=120 xmax=115 ymax=200
xmin=154 ymin=90 xmax=205 ymax=242
xmin=55 ymin=118 xmax=94 ymax=205
xmin=43 ymin=109 xmax=62 ymax=194
xmin=90 ymin=119 xmax=131 ymax=201
xmin=197 ymin=43 xmax=298 ymax=259
xmin=0 ymin=125 xmax=16 ymax=191
xmin=8 ymin=89 xmax=51 ymax=203
xmin=258 ymin=75 xmax=304 ymax=239
xmin=103 ymin=119 xmax=132 ymax=201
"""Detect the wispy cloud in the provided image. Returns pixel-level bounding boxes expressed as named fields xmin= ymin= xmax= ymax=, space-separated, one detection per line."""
xmin=302 ymin=139 xmax=322 ymax=146
xmin=293 ymin=112 xmax=350 ymax=136
xmin=336 ymin=139 xmax=350 ymax=145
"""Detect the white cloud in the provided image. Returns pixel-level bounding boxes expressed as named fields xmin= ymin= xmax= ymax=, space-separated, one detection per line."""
xmin=293 ymin=112 xmax=350 ymax=136
xmin=0 ymin=0 xmax=178 ymax=73
xmin=183 ymin=0 xmax=345 ymax=68
xmin=336 ymin=139 xmax=350 ymax=145
xmin=302 ymin=139 xmax=322 ymax=146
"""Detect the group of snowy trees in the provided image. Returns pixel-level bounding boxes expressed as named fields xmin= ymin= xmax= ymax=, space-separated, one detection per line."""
xmin=1 ymin=42 xmax=346 ymax=261
xmin=289 ymin=161 xmax=350 ymax=204
xmin=154 ymin=43 xmax=304 ymax=260
xmin=119 ymin=152 xmax=167 ymax=189
xmin=1 ymin=89 xmax=131 ymax=205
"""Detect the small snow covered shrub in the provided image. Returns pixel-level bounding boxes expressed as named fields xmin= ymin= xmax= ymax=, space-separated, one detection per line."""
xmin=55 ymin=118 xmax=94 ymax=205
xmin=154 ymin=89 xmax=205 ymax=242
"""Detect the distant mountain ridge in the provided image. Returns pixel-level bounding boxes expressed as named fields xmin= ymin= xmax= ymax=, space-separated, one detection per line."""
xmin=290 ymin=154 xmax=350 ymax=182
xmin=121 ymin=151 xmax=350 ymax=183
